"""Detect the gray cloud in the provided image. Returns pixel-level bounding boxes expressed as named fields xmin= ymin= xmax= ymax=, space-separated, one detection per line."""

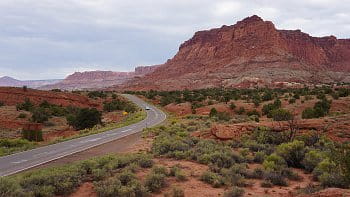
xmin=0 ymin=0 xmax=349 ymax=79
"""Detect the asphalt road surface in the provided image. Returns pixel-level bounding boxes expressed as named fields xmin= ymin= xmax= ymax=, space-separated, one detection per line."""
xmin=0 ymin=94 xmax=166 ymax=177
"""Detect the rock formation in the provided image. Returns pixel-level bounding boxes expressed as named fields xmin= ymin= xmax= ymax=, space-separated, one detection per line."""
xmin=121 ymin=15 xmax=350 ymax=90
xmin=41 ymin=65 xmax=159 ymax=90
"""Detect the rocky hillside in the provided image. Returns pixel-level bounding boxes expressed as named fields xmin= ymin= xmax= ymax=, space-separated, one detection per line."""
xmin=121 ymin=15 xmax=350 ymax=90
xmin=0 ymin=76 xmax=61 ymax=89
xmin=41 ymin=65 xmax=160 ymax=90
xmin=0 ymin=87 xmax=99 ymax=108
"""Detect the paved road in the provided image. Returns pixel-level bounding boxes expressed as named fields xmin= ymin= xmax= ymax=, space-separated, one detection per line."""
xmin=0 ymin=94 xmax=166 ymax=177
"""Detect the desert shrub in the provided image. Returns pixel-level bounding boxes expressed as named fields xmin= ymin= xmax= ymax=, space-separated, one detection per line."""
xmin=229 ymin=103 xmax=236 ymax=110
xmin=318 ymin=172 xmax=348 ymax=188
xmin=87 ymin=91 xmax=107 ymax=99
xmin=264 ymin=172 xmax=288 ymax=186
xmin=103 ymin=99 xmax=137 ymax=113
xmin=337 ymin=88 xmax=350 ymax=97
xmin=17 ymin=113 xmax=27 ymax=119
xmin=19 ymin=165 xmax=83 ymax=195
xmin=302 ymin=150 xmax=325 ymax=172
xmin=144 ymin=172 xmax=166 ymax=192
xmin=260 ymin=180 xmax=273 ymax=188
xmin=289 ymin=98 xmax=296 ymax=104
xmin=252 ymin=168 xmax=265 ymax=179
xmin=236 ymin=107 xmax=245 ymax=115
xmin=209 ymin=108 xmax=218 ymax=117
xmin=216 ymin=112 xmax=231 ymax=121
xmin=138 ymin=155 xmax=154 ymax=168
xmin=223 ymin=186 xmax=245 ymax=197
xmin=0 ymin=178 xmax=24 ymax=197
xmin=253 ymin=151 xmax=266 ymax=163
xmin=31 ymin=107 xmax=50 ymax=123
xmin=0 ymin=101 xmax=4 ymax=107
xmin=263 ymin=154 xmax=287 ymax=171
xmin=302 ymin=99 xmax=332 ymax=119
xmin=94 ymin=176 xmax=148 ymax=197
xmin=247 ymin=109 xmax=260 ymax=117
xmin=200 ymin=171 xmax=224 ymax=188
xmin=276 ymin=140 xmax=306 ymax=168
xmin=168 ymin=187 xmax=185 ymax=197
xmin=66 ymin=108 xmax=102 ymax=130
xmin=151 ymin=166 xmax=168 ymax=176
xmin=281 ymin=168 xmax=302 ymax=181
xmin=252 ymin=127 xmax=288 ymax=145
xmin=118 ymin=170 xmax=137 ymax=185
xmin=220 ymin=164 xmax=249 ymax=187
xmin=262 ymin=99 xmax=281 ymax=116
xmin=270 ymin=108 xmax=292 ymax=121
xmin=16 ymin=98 xmax=33 ymax=111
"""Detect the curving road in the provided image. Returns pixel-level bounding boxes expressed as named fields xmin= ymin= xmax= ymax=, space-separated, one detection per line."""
xmin=0 ymin=94 xmax=166 ymax=177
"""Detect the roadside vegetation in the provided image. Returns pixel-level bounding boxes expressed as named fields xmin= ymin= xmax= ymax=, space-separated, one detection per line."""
xmin=1 ymin=86 xmax=350 ymax=196
xmin=0 ymin=91 xmax=145 ymax=156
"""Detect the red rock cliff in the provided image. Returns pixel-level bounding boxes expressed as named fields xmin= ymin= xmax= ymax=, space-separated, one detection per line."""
xmin=121 ymin=15 xmax=350 ymax=90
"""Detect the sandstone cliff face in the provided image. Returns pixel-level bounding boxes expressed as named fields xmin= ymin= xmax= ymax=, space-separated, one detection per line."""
xmin=41 ymin=65 xmax=159 ymax=90
xmin=122 ymin=15 xmax=350 ymax=91
xmin=0 ymin=87 xmax=99 ymax=108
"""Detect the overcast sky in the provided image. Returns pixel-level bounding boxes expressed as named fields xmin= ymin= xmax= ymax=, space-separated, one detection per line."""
xmin=0 ymin=0 xmax=349 ymax=80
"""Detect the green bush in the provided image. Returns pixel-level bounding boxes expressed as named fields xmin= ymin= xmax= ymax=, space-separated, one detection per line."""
xmin=270 ymin=108 xmax=292 ymax=121
xmin=144 ymin=172 xmax=166 ymax=192
xmin=247 ymin=109 xmax=260 ymax=117
xmin=169 ymin=187 xmax=185 ymax=197
xmin=302 ymin=150 xmax=325 ymax=172
xmin=209 ymin=108 xmax=218 ymax=117
xmin=200 ymin=171 xmax=224 ymax=188
xmin=264 ymin=172 xmax=288 ymax=186
xmin=236 ymin=107 xmax=245 ymax=115
xmin=67 ymin=108 xmax=102 ymax=130
xmin=94 ymin=176 xmax=148 ymax=197
xmin=0 ymin=101 xmax=4 ymax=107
xmin=0 ymin=178 xmax=24 ymax=197
xmin=223 ymin=186 xmax=245 ymax=197
xmin=260 ymin=180 xmax=273 ymax=188
xmin=103 ymin=99 xmax=137 ymax=113
xmin=276 ymin=140 xmax=306 ymax=168
xmin=31 ymin=107 xmax=50 ymax=123
xmin=17 ymin=113 xmax=27 ymax=119
xmin=302 ymin=99 xmax=332 ymax=119
xmin=16 ymin=98 xmax=34 ymax=111
xmin=263 ymin=154 xmax=287 ymax=171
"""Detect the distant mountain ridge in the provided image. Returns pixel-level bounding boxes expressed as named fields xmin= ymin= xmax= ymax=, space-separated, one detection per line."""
xmin=0 ymin=76 xmax=62 ymax=89
xmin=40 ymin=65 xmax=160 ymax=90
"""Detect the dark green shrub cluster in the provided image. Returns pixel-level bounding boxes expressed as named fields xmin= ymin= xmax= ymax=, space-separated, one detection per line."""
xmin=302 ymin=99 xmax=332 ymax=119
xmin=0 ymin=101 xmax=4 ymax=107
xmin=103 ymin=99 xmax=137 ymax=112
xmin=87 ymin=91 xmax=107 ymax=99
xmin=262 ymin=99 xmax=281 ymax=117
xmin=16 ymin=98 xmax=34 ymax=111
xmin=270 ymin=108 xmax=292 ymax=121
xmin=66 ymin=108 xmax=102 ymax=130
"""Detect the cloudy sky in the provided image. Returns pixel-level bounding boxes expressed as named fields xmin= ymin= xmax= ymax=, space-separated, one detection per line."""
xmin=0 ymin=0 xmax=349 ymax=80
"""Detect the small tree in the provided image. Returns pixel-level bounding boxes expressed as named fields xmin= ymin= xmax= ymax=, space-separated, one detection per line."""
xmin=209 ymin=108 xmax=218 ymax=117
xmin=67 ymin=108 xmax=102 ymax=130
